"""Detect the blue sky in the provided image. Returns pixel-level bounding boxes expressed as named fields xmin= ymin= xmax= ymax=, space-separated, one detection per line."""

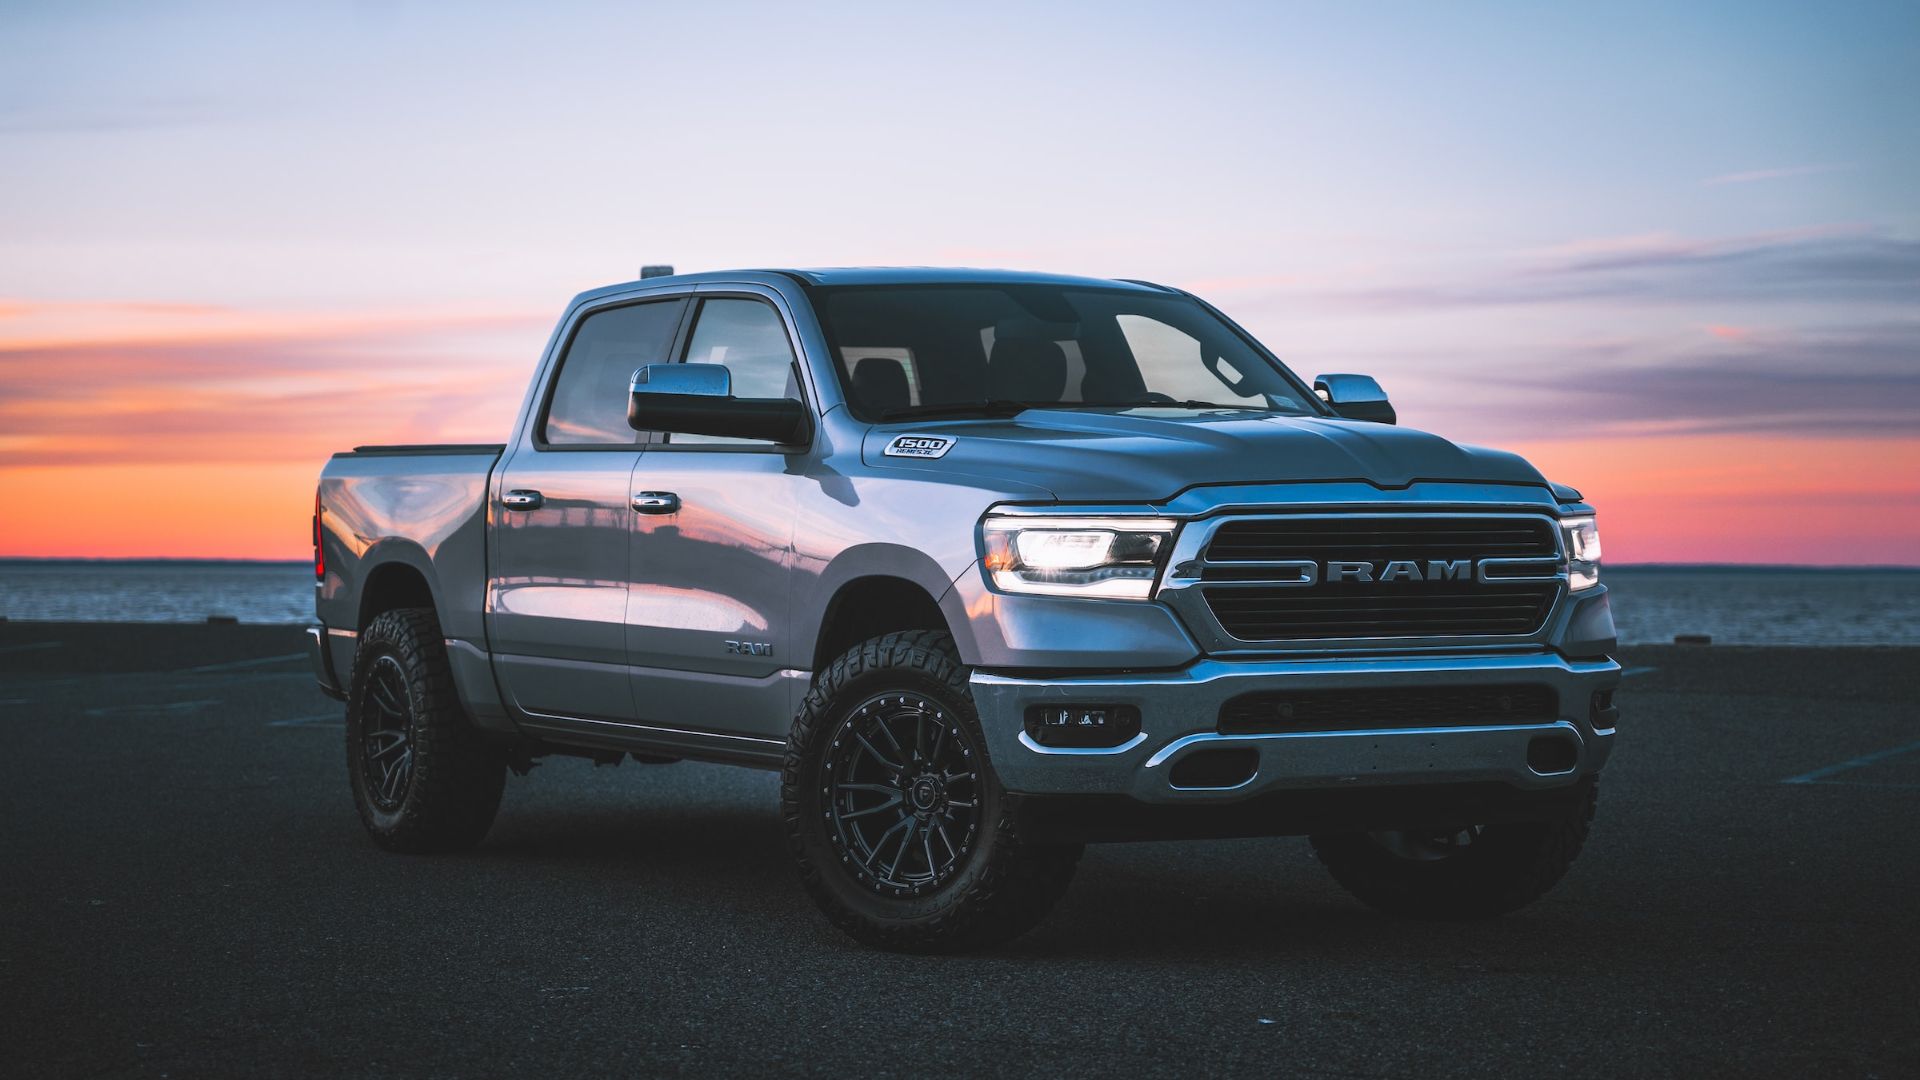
xmin=5 ymin=2 xmax=1914 ymax=302
xmin=2 ymin=1 xmax=1917 ymax=560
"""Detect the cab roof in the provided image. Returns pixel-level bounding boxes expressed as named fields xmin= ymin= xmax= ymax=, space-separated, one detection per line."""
xmin=571 ymin=267 xmax=1177 ymax=307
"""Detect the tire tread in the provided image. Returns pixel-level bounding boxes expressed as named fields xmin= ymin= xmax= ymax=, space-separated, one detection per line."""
xmin=347 ymin=607 xmax=505 ymax=853
xmin=781 ymin=630 xmax=1079 ymax=952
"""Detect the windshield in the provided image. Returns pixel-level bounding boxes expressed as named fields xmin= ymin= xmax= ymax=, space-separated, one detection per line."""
xmin=807 ymin=284 xmax=1325 ymax=421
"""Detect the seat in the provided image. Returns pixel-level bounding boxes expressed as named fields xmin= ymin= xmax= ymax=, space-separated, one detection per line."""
xmin=987 ymin=338 xmax=1067 ymax=402
xmin=852 ymin=356 xmax=912 ymax=413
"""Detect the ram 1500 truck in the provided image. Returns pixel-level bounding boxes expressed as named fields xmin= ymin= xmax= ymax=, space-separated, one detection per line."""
xmin=311 ymin=268 xmax=1618 ymax=952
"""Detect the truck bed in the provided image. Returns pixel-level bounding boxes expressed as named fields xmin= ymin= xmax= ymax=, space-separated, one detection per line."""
xmin=334 ymin=443 xmax=507 ymax=458
xmin=314 ymin=443 xmax=504 ymax=689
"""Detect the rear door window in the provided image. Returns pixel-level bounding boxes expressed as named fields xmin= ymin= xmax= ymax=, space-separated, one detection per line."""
xmin=543 ymin=298 xmax=688 ymax=446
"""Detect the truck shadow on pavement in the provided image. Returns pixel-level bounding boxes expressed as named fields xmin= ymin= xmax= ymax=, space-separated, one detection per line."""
xmin=466 ymin=801 xmax=1621 ymax=963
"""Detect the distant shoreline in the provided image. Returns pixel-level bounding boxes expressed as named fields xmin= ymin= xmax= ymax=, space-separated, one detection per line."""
xmin=0 ymin=557 xmax=310 ymax=567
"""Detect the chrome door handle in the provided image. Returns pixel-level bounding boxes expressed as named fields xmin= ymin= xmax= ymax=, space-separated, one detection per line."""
xmin=631 ymin=491 xmax=680 ymax=514
xmin=502 ymin=489 xmax=544 ymax=511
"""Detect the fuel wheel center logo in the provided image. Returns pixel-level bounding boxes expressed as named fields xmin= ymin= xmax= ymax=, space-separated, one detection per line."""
xmin=909 ymin=775 xmax=940 ymax=811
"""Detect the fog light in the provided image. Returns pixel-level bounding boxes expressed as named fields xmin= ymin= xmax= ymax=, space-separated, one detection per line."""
xmin=1024 ymin=704 xmax=1141 ymax=748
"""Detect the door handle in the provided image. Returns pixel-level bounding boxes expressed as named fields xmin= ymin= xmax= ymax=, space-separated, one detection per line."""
xmin=631 ymin=491 xmax=680 ymax=514
xmin=502 ymin=489 xmax=545 ymax=511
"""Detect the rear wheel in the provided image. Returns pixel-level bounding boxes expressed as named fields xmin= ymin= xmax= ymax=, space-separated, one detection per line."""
xmin=345 ymin=607 xmax=506 ymax=853
xmin=782 ymin=631 xmax=1081 ymax=952
xmin=1309 ymin=779 xmax=1597 ymax=919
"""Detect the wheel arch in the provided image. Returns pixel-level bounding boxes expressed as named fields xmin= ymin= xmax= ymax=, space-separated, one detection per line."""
xmin=810 ymin=573 xmax=953 ymax=671
xmin=355 ymin=541 xmax=443 ymax=631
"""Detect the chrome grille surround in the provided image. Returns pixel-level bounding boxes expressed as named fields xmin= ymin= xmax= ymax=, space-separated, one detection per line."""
xmin=1156 ymin=511 xmax=1569 ymax=653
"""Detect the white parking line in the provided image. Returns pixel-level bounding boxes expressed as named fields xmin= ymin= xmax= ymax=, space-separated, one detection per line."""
xmin=1798 ymin=780 xmax=1920 ymax=791
xmin=184 ymin=653 xmax=307 ymax=674
xmin=83 ymin=699 xmax=222 ymax=718
xmin=269 ymin=713 xmax=343 ymax=728
xmin=0 ymin=641 xmax=61 ymax=655
xmin=1782 ymin=738 xmax=1920 ymax=786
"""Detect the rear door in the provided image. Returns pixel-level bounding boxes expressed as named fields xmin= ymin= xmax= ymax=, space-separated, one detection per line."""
xmin=488 ymin=295 xmax=689 ymax=721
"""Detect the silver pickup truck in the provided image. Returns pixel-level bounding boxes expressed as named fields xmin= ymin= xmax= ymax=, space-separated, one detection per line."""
xmin=311 ymin=268 xmax=1618 ymax=951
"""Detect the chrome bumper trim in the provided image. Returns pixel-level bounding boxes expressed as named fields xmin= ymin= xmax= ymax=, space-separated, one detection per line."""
xmin=972 ymin=652 xmax=1618 ymax=802
xmin=1017 ymin=731 xmax=1151 ymax=756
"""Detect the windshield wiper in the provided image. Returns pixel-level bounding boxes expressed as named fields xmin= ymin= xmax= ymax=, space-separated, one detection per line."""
xmin=879 ymin=399 xmax=1059 ymax=421
xmin=1079 ymin=399 xmax=1268 ymax=411
xmin=879 ymin=398 xmax=1279 ymax=421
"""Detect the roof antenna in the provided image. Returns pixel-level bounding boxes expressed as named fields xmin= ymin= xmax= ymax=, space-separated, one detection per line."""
xmin=640 ymin=265 xmax=675 ymax=279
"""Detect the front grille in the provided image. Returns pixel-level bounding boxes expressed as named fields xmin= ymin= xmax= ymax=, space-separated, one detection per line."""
xmin=1195 ymin=514 xmax=1561 ymax=642
xmin=1204 ymin=581 xmax=1559 ymax=640
xmin=1205 ymin=516 xmax=1556 ymax=565
xmin=1218 ymin=684 xmax=1558 ymax=734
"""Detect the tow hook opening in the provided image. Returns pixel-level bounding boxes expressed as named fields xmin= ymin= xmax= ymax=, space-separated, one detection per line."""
xmin=1169 ymin=748 xmax=1259 ymax=790
xmin=1526 ymin=735 xmax=1580 ymax=775
xmin=1591 ymin=688 xmax=1619 ymax=732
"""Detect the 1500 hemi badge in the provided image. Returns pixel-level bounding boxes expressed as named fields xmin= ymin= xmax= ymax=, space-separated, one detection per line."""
xmin=883 ymin=434 xmax=956 ymax=459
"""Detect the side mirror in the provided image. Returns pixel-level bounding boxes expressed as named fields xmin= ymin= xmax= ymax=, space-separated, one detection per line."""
xmin=628 ymin=363 xmax=812 ymax=445
xmin=1313 ymin=373 xmax=1396 ymax=424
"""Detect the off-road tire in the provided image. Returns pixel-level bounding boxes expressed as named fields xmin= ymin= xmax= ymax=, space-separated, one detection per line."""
xmin=782 ymin=631 xmax=1081 ymax=952
xmin=345 ymin=607 xmax=506 ymax=853
xmin=1310 ymin=778 xmax=1597 ymax=919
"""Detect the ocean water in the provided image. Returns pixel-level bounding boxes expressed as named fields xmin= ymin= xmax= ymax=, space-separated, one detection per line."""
xmin=1 ymin=560 xmax=1917 ymax=645
xmin=0 ymin=560 xmax=315 ymax=626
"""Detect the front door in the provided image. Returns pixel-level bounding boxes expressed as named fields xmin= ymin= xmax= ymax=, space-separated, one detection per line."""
xmin=488 ymin=295 xmax=688 ymax=721
xmin=627 ymin=294 xmax=804 ymax=742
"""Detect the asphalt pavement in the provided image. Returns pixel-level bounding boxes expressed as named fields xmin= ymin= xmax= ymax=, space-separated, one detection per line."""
xmin=2 ymin=623 xmax=1916 ymax=1078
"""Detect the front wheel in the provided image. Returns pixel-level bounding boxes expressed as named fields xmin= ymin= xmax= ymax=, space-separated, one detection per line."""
xmin=781 ymin=631 xmax=1081 ymax=952
xmin=1309 ymin=779 xmax=1597 ymax=919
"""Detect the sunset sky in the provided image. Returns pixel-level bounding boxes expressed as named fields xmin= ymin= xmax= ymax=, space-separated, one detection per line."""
xmin=2 ymin=2 xmax=1916 ymax=564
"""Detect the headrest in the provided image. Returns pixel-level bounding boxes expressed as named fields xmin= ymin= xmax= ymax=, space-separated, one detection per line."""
xmin=987 ymin=338 xmax=1068 ymax=403
xmin=852 ymin=355 xmax=912 ymax=413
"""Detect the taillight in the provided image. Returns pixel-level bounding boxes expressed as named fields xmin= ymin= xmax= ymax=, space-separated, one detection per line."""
xmin=313 ymin=489 xmax=325 ymax=580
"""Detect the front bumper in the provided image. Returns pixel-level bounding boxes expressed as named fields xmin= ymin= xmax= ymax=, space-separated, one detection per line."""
xmin=971 ymin=651 xmax=1619 ymax=803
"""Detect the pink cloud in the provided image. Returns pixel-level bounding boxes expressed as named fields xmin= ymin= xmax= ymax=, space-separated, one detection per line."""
xmin=1701 ymin=163 xmax=1853 ymax=187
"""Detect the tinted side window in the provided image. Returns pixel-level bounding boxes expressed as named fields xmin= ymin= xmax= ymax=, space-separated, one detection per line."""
xmin=673 ymin=298 xmax=802 ymax=446
xmin=544 ymin=299 xmax=686 ymax=446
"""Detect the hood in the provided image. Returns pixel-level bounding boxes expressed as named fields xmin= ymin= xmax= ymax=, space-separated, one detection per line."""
xmin=861 ymin=408 xmax=1547 ymax=503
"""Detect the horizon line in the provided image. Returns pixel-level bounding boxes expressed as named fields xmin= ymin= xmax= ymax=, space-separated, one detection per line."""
xmin=3 ymin=556 xmax=1918 ymax=572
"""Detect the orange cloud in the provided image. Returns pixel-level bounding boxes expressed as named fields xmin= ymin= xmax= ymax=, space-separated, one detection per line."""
xmin=3 ymin=297 xmax=1918 ymax=564
xmin=1514 ymin=434 xmax=1920 ymax=565
xmin=0 ymin=301 xmax=551 ymax=557
xmin=0 ymin=463 xmax=316 ymax=560
xmin=0 ymin=304 xmax=548 ymax=468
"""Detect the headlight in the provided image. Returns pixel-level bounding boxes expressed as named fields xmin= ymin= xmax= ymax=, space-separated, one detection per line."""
xmin=981 ymin=515 xmax=1179 ymax=599
xmin=1561 ymin=515 xmax=1602 ymax=591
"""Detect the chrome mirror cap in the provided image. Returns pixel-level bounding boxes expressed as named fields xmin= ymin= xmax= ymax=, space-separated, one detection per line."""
xmin=631 ymin=363 xmax=731 ymax=398
xmin=1313 ymin=373 xmax=1396 ymax=424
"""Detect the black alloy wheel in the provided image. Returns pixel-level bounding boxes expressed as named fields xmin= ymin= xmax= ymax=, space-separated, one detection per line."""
xmin=358 ymin=654 xmax=416 ymax=812
xmin=822 ymin=690 xmax=981 ymax=896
